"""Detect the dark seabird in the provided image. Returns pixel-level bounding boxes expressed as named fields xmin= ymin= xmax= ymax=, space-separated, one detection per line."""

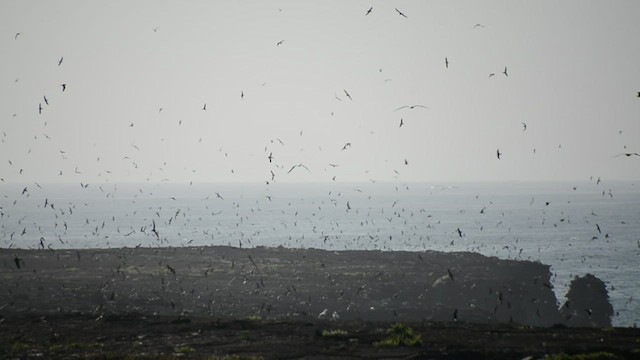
xmin=521 ymin=122 xmax=527 ymax=131
xmin=496 ymin=149 xmax=502 ymax=159
xmin=399 ymin=118 xmax=404 ymax=127
xmin=614 ymin=152 xmax=640 ymax=158
xmin=268 ymin=152 xmax=273 ymax=162
xmin=394 ymin=104 xmax=429 ymax=111
xmin=43 ymin=96 xmax=49 ymax=105
xmin=276 ymin=40 xmax=285 ymax=46
xmin=38 ymin=103 xmax=42 ymax=114
xmin=288 ymin=164 xmax=311 ymax=173
xmin=58 ymin=57 xmax=63 ymax=66
xmin=365 ymin=6 xmax=373 ymax=15
xmin=503 ymin=66 xmax=508 ymax=77
xmin=61 ymin=84 xmax=66 ymax=92
xmin=445 ymin=57 xmax=449 ymax=68
xmin=341 ymin=143 xmax=351 ymax=151
xmin=343 ymin=89 xmax=352 ymax=100
xmin=202 ymin=103 xmax=207 ymax=111
xmin=395 ymin=8 xmax=408 ymax=18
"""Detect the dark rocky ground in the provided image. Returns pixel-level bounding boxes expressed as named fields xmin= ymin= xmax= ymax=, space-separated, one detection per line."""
xmin=1 ymin=246 xmax=638 ymax=359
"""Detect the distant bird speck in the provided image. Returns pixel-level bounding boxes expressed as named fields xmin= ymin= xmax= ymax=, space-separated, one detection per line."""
xmin=496 ymin=149 xmax=502 ymax=159
xmin=395 ymin=8 xmax=408 ymax=18
xmin=343 ymin=89 xmax=352 ymax=100
xmin=365 ymin=6 xmax=373 ymax=16
xmin=395 ymin=104 xmax=429 ymax=111
xmin=58 ymin=57 xmax=63 ymax=66
xmin=202 ymin=103 xmax=207 ymax=111
xmin=61 ymin=84 xmax=66 ymax=92
xmin=503 ymin=66 xmax=508 ymax=77
xmin=276 ymin=40 xmax=285 ymax=46
xmin=445 ymin=57 xmax=449 ymax=68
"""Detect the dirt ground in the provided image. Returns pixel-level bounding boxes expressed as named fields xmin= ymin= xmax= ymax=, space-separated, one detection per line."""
xmin=1 ymin=246 xmax=638 ymax=359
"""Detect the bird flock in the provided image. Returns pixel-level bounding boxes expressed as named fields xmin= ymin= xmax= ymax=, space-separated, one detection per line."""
xmin=2 ymin=5 xmax=640 ymax=326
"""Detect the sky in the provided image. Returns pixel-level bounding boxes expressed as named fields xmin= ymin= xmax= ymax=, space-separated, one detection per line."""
xmin=1 ymin=1 xmax=639 ymax=184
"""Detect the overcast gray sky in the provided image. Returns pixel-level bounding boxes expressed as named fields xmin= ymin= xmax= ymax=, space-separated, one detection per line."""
xmin=1 ymin=1 xmax=639 ymax=183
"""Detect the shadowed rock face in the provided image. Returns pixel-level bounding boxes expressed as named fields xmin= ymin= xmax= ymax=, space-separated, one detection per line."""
xmin=0 ymin=247 xmax=611 ymax=327
xmin=560 ymin=274 xmax=613 ymax=327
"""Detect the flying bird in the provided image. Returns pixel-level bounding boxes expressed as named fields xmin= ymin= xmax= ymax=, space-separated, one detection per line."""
xmin=365 ymin=6 xmax=373 ymax=15
xmin=241 ymin=91 xmax=244 ymax=99
xmin=38 ymin=103 xmax=42 ymax=114
xmin=202 ymin=103 xmax=207 ymax=111
xmin=521 ymin=122 xmax=527 ymax=131
xmin=15 ymin=32 xmax=21 ymax=40
xmin=496 ymin=149 xmax=502 ymax=159
xmin=58 ymin=57 xmax=63 ymax=66
xmin=276 ymin=40 xmax=285 ymax=46
xmin=399 ymin=118 xmax=404 ymax=128
xmin=503 ymin=66 xmax=508 ymax=77
xmin=394 ymin=104 xmax=429 ymax=111
xmin=489 ymin=73 xmax=495 ymax=78
xmin=473 ymin=23 xmax=485 ymax=28
xmin=288 ymin=163 xmax=311 ymax=173
xmin=614 ymin=152 xmax=640 ymax=158
xmin=343 ymin=89 xmax=352 ymax=100
xmin=445 ymin=57 xmax=449 ymax=68
xmin=61 ymin=84 xmax=66 ymax=92
xmin=341 ymin=143 xmax=352 ymax=151
xmin=395 ymin=8 xmax=408 ymax=18
xmin=43 ymin=96 xmax=49 ymax=105
xmin=268 ymin=152 xmax=273 ymax=162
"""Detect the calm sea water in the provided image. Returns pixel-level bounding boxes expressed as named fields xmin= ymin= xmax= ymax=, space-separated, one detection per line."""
xmin=1 ymin=182 xmax=639 ymax=326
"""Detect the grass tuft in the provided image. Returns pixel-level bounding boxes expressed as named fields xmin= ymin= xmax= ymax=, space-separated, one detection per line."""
xmin=374 ymin=323 xmax=422 ymax=348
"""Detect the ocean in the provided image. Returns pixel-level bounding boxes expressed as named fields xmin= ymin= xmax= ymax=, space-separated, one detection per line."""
xmin=1 ymin=181 xmax=638 ymax=326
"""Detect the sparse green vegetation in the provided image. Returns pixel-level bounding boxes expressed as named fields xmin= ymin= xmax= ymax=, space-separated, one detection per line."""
xmin=240 ymin=330 xmax=251 ymax=340
xmin=544 ymin=352 xmax=621 ymax=360
xmin=173 ymin=345 xmax=195 ymax=354
xmin=244 ymin=315 xmax=262 ymax=322
xmin=321 ymin=329 xmax=349 ymax=338
xmin=374 ymin=323 xmax=422 ymax=348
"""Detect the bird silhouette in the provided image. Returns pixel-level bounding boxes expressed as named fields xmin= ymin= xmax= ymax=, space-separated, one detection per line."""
xmin=445 ymin=57 xmax=449 ymax=68
xmin=395 ymin=8 xmax=408 ymax=18
xmin=341 ymin=143 xmax=351 ymax=151
xmin=365 ymin=6 xmax=373 ymax=15
xmin=58 ymin=57 xmax=63 ymax=66
xmin=497 ymin=149 xmax=502 ymax=159
xmin=268 ymin=152 xmax=273 ymax=162
xmin=288 ymin=164 xmax=311 ymax=173
xmin=395 ymin=104 xmax=429 ymax=111
xmin=614 ymin=152 xmax=640 ymax=158
xmin=61 ymin=84 xmax=66 ymax=92
xmin=521 ymin=122 xmax=527 ymax=131
xmin=276 ymin=40 xmax=285 ymax=46
xmin=343 ymin=89 xmax=352 ymax=100
xmin=202 ymin=103 xmax=207 ymax=111
xmin=38 ymin=103 xmax=42 ymax=114
xmin=503 ymin=66 xmax=508 ymax=77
